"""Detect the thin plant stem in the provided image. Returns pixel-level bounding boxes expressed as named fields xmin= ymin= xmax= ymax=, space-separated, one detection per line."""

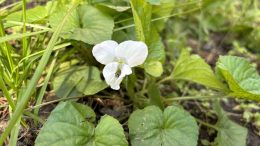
xmin=156 ymin=76 xmax=172 ymax=85
xmin=196 ymin=118 xmax=219 ymax=130
xmin=163 ymin=95 xmax=230 ymax=103
xmin=22 ymin=0 xmax=28 ymax=57
xmin=114 ymin=7 xmax=201 ymax=32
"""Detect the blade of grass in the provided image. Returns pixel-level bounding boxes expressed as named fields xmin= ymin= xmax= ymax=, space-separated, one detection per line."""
xmin=34 ymin=51 xmax=59 ymax=123
xmin=114 ymin=7 xmax=201 ymax=32
xmin=9 ymin=117 xmax=21 ymax=146
xmin=0 ymin=1 xmax=21 ymax=12
xmin=22 ymin=0 xmax=28 ymax=57
xmin=0 ymin=30 xmax=48 ymax=44
xmin=12 ymin=42 xmax=70 ymax=75
xmin=5 ymin=20 xmax=52 ymax=31
xmin=0 ymin=20 xmax=15 ymax=73
xmin=0 ymin=3 xmax=78 ymax=144
xmin=0 ymin=76 xmax=15 ymax=109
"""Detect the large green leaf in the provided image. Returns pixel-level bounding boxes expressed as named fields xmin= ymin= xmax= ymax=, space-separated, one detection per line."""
xmin=35 ymin=101 xmax=128 ymax=146
xmin=49 ymin=5 xmax=79 ymax=38
xmin=171 ymin=50 xmax=227 ymax=91
xmin=52 ymin=66 xmax=107 ymax=98
xmin=216 ymin=56 xmax=260 ymax=101
xmin=49 ymin=5 xmax=114 ymax=44
xmin=212 ymin=102 xmax=247 ymax=146
xmin=6 ymin=6 xmax=48 ymax=23
xmin=128 ymin=105 xmax=199 ymax=146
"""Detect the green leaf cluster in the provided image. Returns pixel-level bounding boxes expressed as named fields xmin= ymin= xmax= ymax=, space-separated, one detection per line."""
xmin=173 ymin=50 xmax=260 ymax=101
xmin=35 ymin=101 xmax=128 ymax=146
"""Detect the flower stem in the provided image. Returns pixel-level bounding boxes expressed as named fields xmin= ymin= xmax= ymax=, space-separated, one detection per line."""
xmin=195 ymin=118 xmax=219 ymax=131
xmin=156 ymin=76 xmax=172 ymax=85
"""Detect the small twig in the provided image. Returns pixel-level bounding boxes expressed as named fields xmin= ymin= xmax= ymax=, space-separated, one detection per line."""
xmin=26 ymin=95 xmax=116 ymax=111
xmin=25 ymin=96 xmax=85 ymax=111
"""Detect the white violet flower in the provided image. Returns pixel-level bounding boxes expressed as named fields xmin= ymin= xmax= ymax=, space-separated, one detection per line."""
xmin=92 ymin=40 xmax=148 ymax=90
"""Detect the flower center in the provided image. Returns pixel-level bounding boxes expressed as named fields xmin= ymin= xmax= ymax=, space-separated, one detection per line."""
xmin=112 ymin=57 xmax=127 ymax=78
xmin=115 ymin=69 xmax=121 ymax=78
xmin=115 ymin=57 xmax=126 ymax=64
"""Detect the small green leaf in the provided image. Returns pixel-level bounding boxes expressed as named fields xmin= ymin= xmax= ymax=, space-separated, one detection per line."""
xmin=49 ymin=5 xmax=114 ymax=44
xmin=216 ymin=56 xmax=260 ymax=101
xmin=172 ymin=49 xmax=227 ymax=91
xmin=128 ymin=105 xmax=199 ymax=146
xmin=213 ymin=102 xmax=248 ymax=146
xmin=144 ymin=61 xmax=163 ymax=77
xmin=35 ymin=101 xmax=128 ymax=146
xmin=52 ymin=66 xmax=107 ymax=98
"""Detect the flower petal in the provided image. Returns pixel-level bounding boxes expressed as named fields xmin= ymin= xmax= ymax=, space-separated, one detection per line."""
xmin=110 ymin=77 xmax=124 ymax=90
xmin=103 ymin=62 xmax=119 ymax=86
xmin=120 ymin=64 xmax=132 ymax=77
xmin=92 ymin=40 xmax=118 ymax=65
xmin=109 ymin=64 xmax=132 ymax=90
xmin=115 ymin=40 xmax=148 ymax=67
xmin=102 ymin=62 xmax=132 ymax=90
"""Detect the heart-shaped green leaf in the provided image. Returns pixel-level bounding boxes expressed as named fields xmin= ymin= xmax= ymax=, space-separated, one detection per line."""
xmin=128 ymin=105 xmax=199 ymax=146
xmin=52 ymin=66 xmax=107 ymax=98
xmin=212 ymin=102 xmax=248 ymax=146
xmin=49 ymin=4 xmax=114 ymax=44
xmin=35 ymin=101 xmax=128 ymax=146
